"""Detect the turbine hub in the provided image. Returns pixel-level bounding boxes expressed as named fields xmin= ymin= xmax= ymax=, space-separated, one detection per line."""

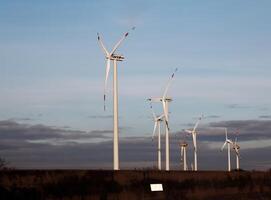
xmin=110 ymin=54 xmax=124 ymax=61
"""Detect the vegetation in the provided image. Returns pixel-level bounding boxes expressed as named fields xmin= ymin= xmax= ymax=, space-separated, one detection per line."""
xmin=0 ymin=170 xmax=270 ymax=199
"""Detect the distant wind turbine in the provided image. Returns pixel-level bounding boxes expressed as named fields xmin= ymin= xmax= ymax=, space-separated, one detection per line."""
xmin=233 ymin=132 xmax=241 ymax=170
xmin=185 ymin=114 xmax=203 ymax=171
xmin=148 ymin=68 xmax=178 ymax=171
xmin=150 ymin=103 xmax=164 ymax=170
xmin=180 ymin=140 xmax=188 ymax=171
xmin=97 ymin=29 xmax=133 ymax=170
xmin=221 ymin=128 xmax=233 ymax=172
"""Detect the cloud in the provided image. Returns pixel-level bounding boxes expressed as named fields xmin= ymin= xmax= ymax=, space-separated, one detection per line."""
xmin=198 ymin=120 xmax=271 ymax=141
xmin=0 ymin=119 xmax=270 ymax=170
xmin=225 ymin=104 xmax=251 ymax=109
xmin=0 ymin=120 xmax=112 ymax=142
xmin=258 ymin=115 xmax=271 ymax=119
xmin=205 ymin=115 xmax=221 ymax=119
xmin=87 ymin=115 xmax=113 ymax=119
xmin=8 ymin=117 xmax=33 ymax=121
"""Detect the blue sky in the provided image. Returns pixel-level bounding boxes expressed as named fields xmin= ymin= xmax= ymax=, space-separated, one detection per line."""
xmin=0 ymin=0 xmax=271 ymax=169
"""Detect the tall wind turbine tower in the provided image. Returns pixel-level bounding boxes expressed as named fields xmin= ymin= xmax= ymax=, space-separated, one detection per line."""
xmin=185 ymin=115 xmax=203 ymax=171
xmin=221 ymin=128 xmax=233 ymax=172
xmin=97 ymin=30 xmax=132 ymax=170
xmin=148 ymin=68 xmax=177 ymax=171
xmin=180 ymin=140 xmax=188 ymax=171
xmin=233 ymin=133 xmax=240 ymax=170
xmin=150 ymin=104 xmax=164 ymax=170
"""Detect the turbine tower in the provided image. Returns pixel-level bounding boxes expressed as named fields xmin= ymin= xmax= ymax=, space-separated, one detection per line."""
xmin=221 ymin=128 xmax=233 ymax=172
xmin=97 ymin=30 xmax=132 ymax=170
xmin=148 ymin=68 xmax=177 ymax=171
xmin=180 ymin=140 xmax=188 ymax=171
xmin=233 ymin=134 xmax=240 ymax=170
xmin=185 ymin=115 xmax=203 ymax=171
xmin=150 ymin=104 xmax=164 ymax=170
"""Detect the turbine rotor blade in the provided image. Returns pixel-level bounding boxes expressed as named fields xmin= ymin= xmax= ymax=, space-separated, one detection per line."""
xmin=97 ymin=33 xmax=109 ymax=56
xmin=152 ymin=121 xmax=158 ymax=139
xmin=234 ymin=147 xmax=239 ymax=155
xmin=110 ymin=31 xmax=130 ymax=55
xmin=181 ymin=146 xmax=184 ymax=157
xmin=192 ymin=115 xmax=202 ymax=133
xmin=157 ymin=114 xmax=164 ymax=120
xmin=221 ymin=141 xmax=227 ymax=151
xmin=162 ymin=100 xmax=168 ymax=122
xmin=185 ymin=129 xmax=192 ymax=134
xmin=162 ymin=68 xmax=178 ymax=99
xmin=104 ymin=59 xmax=111 ymax=111
xmin=192 ymin=133 xmax=197 ymax=150
xmin=162 ymin=101 xmax=170 ymax=130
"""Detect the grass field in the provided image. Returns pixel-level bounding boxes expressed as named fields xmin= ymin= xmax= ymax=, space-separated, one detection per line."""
xmin=0 ymin=170 xmax=270 ymax=199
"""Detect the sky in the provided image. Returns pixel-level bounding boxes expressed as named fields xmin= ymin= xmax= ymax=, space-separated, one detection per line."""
xmin=0 ymin=0 xmax=271 ymax=170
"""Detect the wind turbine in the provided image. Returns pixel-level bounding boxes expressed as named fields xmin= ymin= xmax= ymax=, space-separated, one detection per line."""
xmin=185 ymin=115 xmax=203 ymax=171
xmin=97 ymin=29 xmax=133 ymax=170
xmin=147 ymin=68 xmax=177 ymax=171
xmin=233 ymin=132 xmax=240 ymax=170
xmin=150 ymin=103 xmax=164 ymax=170
xmin=180 ymin=140 xmax=188 ymax=171
xmin=221 ymin=128 xmax=233 ymax=172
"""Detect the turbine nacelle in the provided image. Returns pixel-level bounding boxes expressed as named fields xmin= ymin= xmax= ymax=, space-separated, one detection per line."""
xmin=180 ymin=142 xmax=188 ymax=147
xmin=106 ymin=54 xmax=125 ymax=61
xmin=147 ymin=97 xmax=173 ymax=102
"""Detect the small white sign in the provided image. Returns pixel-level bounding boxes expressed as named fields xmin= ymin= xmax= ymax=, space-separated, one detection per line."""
xmin=150 ymin=183 xmax=163 ymax=192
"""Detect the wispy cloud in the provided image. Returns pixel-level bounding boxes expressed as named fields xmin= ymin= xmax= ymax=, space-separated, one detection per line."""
xmin=205 ymin=115 xmax=221 ymax=119
xmin=87 ymin=115 xmax=113 ymax=119
xmin=258 ymin=115 xmax=271 ymax=119
xmin=225 ymin=104 xmax=251 ymax=109
xmin=8 ymin=117 xmax=33 ymax=121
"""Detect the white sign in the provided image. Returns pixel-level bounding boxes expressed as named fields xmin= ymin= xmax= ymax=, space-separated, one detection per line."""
xmin=150 ymin=183 xmax=163 ymax=192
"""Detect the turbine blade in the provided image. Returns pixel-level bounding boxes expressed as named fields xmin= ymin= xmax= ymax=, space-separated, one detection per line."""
xmin=221 ymin=141 xmax=227 ymax=151
xmin=162 ymin=100 xmax=168 ymax=122
xmin=97 ymin=33 xmax=109 ymax=55
xmin=162 ymin=68 xmax=178 ymax=98
xmin=162 ymin=101 xmax=170 ymax=130
xmin=185 ymin=129 xmax=192 ymax=134
xmin=152 ymin=121 xmax=158 ymax=139
xmin=234 ymin=147 xmax=239 ymax=155
xmin=192 ymin=115 xmax=202 ymax=133
xmin=104 ymin=59 xmax=111 ymax=111
xmin=192 ymin=133 xmax=197 ymax=150
xmin=110 ymin=31 xmax=129 ymax=55
xmin=157 ymin=114 xmax=164 ymax=120
xmin=181 ymin=146 xmax=184 ymax=157
xmin=164 ymin=120 xmax=170 ymax=131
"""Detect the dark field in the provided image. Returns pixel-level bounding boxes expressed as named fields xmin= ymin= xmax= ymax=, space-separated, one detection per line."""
xmin=0 ymin=170 xmax=270 ymax=200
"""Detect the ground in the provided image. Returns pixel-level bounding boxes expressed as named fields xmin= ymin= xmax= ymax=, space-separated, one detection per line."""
xmin=0 ymin=170 xmax=270 ymax=200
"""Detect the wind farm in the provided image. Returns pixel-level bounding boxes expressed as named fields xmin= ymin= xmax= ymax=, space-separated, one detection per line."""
xmin=0 ymin=1 xmax=271 ymax=199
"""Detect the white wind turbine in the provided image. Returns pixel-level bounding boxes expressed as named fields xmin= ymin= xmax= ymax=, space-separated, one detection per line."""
xmin=185 ymin=115 xmax=203 ymax=171
xmin=180 ymin=140 xmax=188 ymax=171
xmin=221 ymin=128 xmax=233 ymax=172
xmin=233 ymin=132 xmax=240 ymax=170
xmin=148 ymin=68 xmax=178 ymax=171
xmin=97 ymin=29 xmax=133 ymax=170
xmin=150 ymin=104 xmax=164 ymax=170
